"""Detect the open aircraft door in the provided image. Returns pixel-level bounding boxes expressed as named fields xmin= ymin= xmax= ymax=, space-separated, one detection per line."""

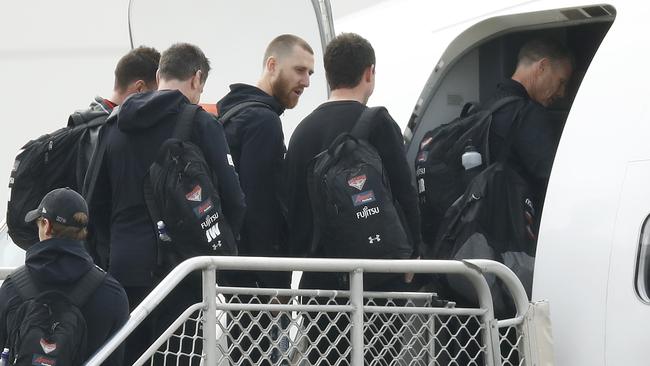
xmin=128 ymin=0 xmax=334 ymax=139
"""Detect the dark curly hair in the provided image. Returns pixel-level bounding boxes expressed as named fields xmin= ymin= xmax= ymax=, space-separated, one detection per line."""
xmin=324 ymin=33 xmax=375 ymax=90
xmin=114 ymin=46 xmax=160 ymax=91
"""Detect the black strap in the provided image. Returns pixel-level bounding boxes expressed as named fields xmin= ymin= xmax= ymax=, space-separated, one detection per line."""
xmin=69 ymin=112 xmax=108 ymax=129
xmin=306 ymin=172 xmax=324 ymax=257
xmin=143 ymin=169 xmax=162 ymax=241
xmin=67 ymin=266 xmax=106 ymax=307
xmin=68 ymin=112 xmax=86 ymax=127
xmin=218 ymin=101 xmax=273 ymax=126
xmin=9 ymin=266 xmax=39 ymax=301
xmin=351 ymin=106 xmax=385 ymax=140
xmin=497 ymin=101 xmax=528 ymax=163
xmin=460 ymin=102 xmax=481 ymax=118
xmin=172 ymin=104 xmax=200 ymax=141
xmin=82 ymin=108 xmax=119 ymax=199
xmin=488 ymin=96 xmax=522 ymax=114
xmin=10 ymin=265 xmax=105 ymax=307
xmin=482 ymin=96 xmax=524 ymax=166
xmin=143 ymin=170 xmax=167 ymax=268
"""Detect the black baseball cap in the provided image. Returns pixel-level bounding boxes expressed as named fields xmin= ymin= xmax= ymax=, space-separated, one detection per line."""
xmin=24 ymin=188 xmax=89 ymax=228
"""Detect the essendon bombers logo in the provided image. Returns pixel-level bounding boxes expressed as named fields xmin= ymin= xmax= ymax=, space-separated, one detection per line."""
xmin=347 ymin=175 xmax=367 ymax=191
xmin=40 ymin=338 xmax=57 ymax=354
xmin=185 ymin=185 xmax=202 ymax=202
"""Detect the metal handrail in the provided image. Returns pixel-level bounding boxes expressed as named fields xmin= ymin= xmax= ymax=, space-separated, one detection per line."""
xmin=85 ymin=256 xmax=530 ymax=366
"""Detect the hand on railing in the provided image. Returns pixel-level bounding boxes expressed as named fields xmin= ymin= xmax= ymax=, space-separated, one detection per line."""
xmin=404 ymin=257 xmax=421 ymax=283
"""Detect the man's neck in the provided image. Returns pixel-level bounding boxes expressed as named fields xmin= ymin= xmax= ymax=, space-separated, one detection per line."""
xmin=158 ymin=79 xmax=192 ymax=101
xmin=256 ymin=77 xmax=274 ymax=97
xmin=511 ymin=71 xmax=535 ymax=98
xmin=328 ymin=88 xmax=368 ymax=104
xmin=109 ymin=91 xmax=123 ymax=106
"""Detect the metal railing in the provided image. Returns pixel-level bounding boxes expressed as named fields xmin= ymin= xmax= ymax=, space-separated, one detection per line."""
xmin=78 ymin=257 xmax=536 ymax=366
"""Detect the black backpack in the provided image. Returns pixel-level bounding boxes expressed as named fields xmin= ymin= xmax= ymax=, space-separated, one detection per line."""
xmin=143 ymin=104 xmax=237 ymax=273
xmin=429 ymin=102 xmax=537 ymax=317
xmin=68 ymin=104 xmax=111 ymax=190
xmin=307 ymin=107 xmax=412 ymax=266
xmin=4 ymin=266 xmax=105 ymax=366
xmin=414 ymin=96 xmax=521 ymax=242
xmin=7 ymin=114 xmax=108 ymax=249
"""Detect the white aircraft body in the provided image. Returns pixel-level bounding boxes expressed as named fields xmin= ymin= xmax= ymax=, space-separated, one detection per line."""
xmin=1 ymin=1 xmax=649 ymax=365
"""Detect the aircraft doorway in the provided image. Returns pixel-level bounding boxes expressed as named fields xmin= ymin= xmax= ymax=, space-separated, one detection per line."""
xmin=404 ymin=3 xmax=615 ymax=244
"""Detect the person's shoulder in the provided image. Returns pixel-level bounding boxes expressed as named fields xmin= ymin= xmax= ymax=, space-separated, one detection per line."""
xmin=239 ymin=102 xmax=280 ymax=124
xmin=193 ymin=107 xmax=223 ymax=131
xmin=367 ymin=105 xmax=399 ymax=131
xmin=90 ymin=272 xmax=128 ymax=306
xmin=0 ymin=276 xmax=18 ymax=300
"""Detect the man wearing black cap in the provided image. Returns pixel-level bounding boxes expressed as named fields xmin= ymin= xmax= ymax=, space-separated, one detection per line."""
xmin=0 ymin=188 xmax=129 ymax=366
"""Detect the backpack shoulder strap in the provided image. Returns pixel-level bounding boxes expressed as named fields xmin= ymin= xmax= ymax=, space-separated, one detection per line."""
xmin=8 ymin=266 xmax=39 ymax=301
xmin=82 ymin=114 xmax=109 ymax=130
xmin=68 ymin=112 xmax=86 ymax=127
xmin=497 ymin=101 xmax=529 ymax=163
xmin=67 ymin=267 xmax=106 ymax=307
xmin=68 ymin=108 xmax=110 ymax=129
xmin=460 ymin=102 xmax=481 ymax=118
xmin=172 ymin=104 xmax=200 ymax=141
xmin=487 ymin=95 xmax=523 ymax=114
xmin=218 ymin=101 xmax=273 ymax=126
xmin=82 ymin=108 xmax=119 ymax=199
xmin=351 ymin=106 xmax=385 ymax=140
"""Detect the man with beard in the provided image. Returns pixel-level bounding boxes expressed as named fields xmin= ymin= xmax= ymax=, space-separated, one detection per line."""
xmin=217 ymin=34 xmax=314 ymax=287
xmin=216 ymin=34 xmax=314 ymax=365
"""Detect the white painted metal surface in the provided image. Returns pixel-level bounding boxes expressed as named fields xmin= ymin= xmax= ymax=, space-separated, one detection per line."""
xmin=84 ymin=257 xmax=534 ymax=366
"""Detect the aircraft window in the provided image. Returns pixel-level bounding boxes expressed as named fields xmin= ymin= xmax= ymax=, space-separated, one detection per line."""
xmin=635 ymin=215 xmax=650 ymax=303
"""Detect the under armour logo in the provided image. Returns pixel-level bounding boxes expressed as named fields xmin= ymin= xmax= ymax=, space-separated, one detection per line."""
xmin=368 ymin=235 xmax=381 ymax=244
xmin=212 ymin=241 xmax=222 ymax=251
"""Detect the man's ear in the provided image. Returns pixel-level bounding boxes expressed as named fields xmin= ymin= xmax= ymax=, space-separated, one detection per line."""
xmin=156 ymin=69 xmax=161 ymax=84
xmin=192 ymin=70 xmax=202 ymax=89
xmin=265 ymin=56 xmax=277 ymax=74
xmin=537 ymin=58 xmax=551 ymax=74
xmin=134 ymin=79 xmax=146 ymax=93
xmin=43 ymin=218 xmax=53 ymax=236
xmin=364 ymin=64 xmax=375 ymax=82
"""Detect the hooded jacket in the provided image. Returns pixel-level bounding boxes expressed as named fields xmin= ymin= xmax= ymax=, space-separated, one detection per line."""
xmin=89 ymin=90 xmax=246 ymax=287
xmin=217 ymin=84 xmax=289 ymax=287
xmin=0 ymin=238 xmax=128 ymax=366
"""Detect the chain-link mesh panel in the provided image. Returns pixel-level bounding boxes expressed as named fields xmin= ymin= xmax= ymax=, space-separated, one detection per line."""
xmin=144 ymin=308 xmax=204 ymax=366
xmin=499 ymin=325 xmax=525 ymax=366
xmin=364 ymin=296 xmax=486 ymax=366
xmin=136 ymin=288 xmax=529 ymax=366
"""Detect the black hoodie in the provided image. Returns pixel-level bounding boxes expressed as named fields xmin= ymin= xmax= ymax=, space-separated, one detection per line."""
xmin=0 ymin=238 xmax=128 ymax=365
xmin=217 ymin=84 xmax=290 ymax=288
xmin=89 ymin=90 xmax=246 ymax=287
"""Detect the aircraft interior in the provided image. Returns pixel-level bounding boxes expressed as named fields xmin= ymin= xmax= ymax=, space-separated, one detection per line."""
xmin=405 ymin=5 xmax=616 ymax=210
